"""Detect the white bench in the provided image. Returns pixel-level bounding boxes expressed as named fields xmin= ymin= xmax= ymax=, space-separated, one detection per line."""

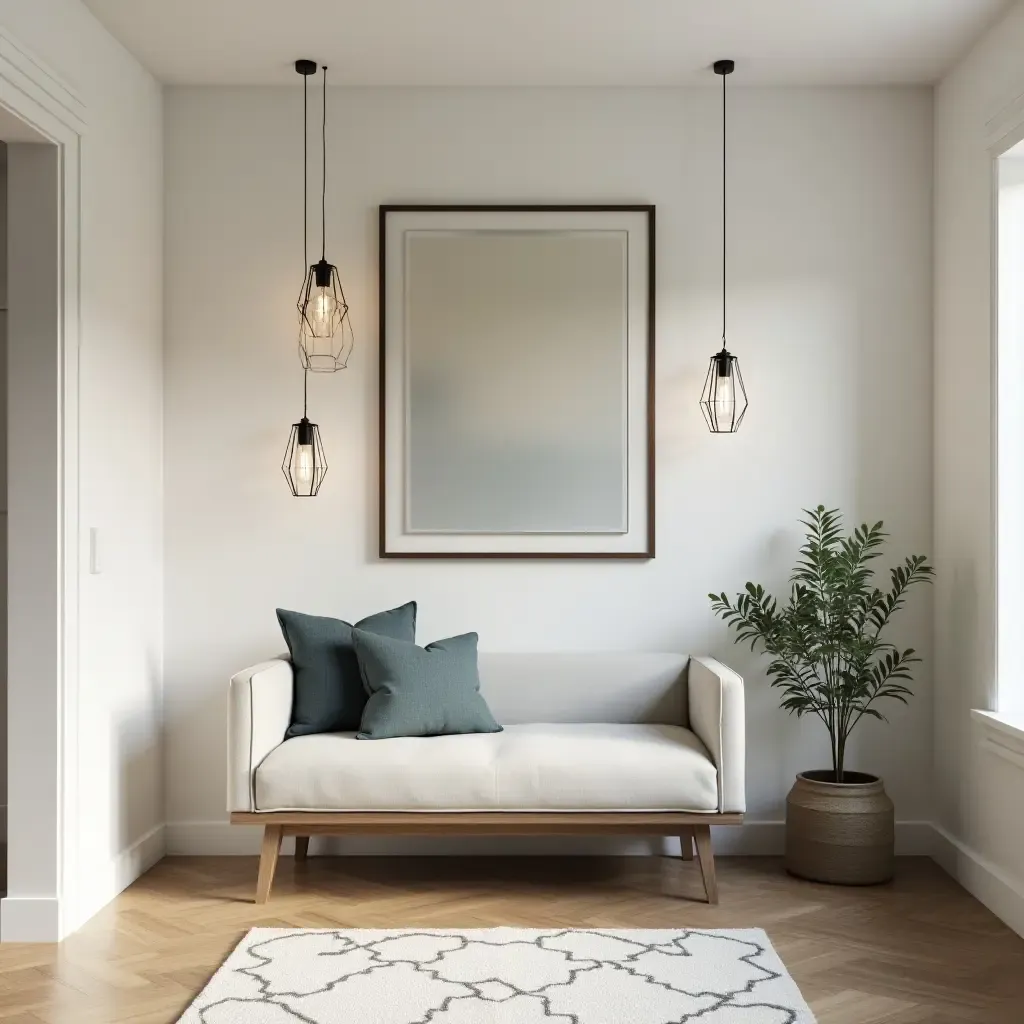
xmin=228 ymin=652 xmax=745 ymax=903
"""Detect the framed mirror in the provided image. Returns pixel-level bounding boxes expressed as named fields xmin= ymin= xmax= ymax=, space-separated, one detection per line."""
xmin=379 ymin=204 xmax=654 ymax=558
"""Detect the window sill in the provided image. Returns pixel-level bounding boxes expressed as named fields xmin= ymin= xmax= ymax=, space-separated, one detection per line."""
xmin=972 ymin=709 xmax=1024 ymax=771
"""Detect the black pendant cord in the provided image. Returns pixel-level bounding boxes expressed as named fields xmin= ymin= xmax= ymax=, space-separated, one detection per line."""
xmin=303 ymin=366 xmax=308 ymax=420
xmin=303 ymin=69 xmax=308 ymax=274
xmin=721 ymin=65 xmax=727 ymax=352
xmin=321 ymin=64 xmax=327 ymax=261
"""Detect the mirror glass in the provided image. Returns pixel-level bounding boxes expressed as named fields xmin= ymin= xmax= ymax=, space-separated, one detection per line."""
xmin=405 ymin=229 xmax=629 ymax=534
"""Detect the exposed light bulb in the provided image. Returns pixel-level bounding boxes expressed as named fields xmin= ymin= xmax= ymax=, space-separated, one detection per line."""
xmin=293 ymin=444 xmax=315 ymax=489
xmin=713 ymin=372 xmax=735 ymax=427
xmin=311 ymin=287 xmax=337 ymax=330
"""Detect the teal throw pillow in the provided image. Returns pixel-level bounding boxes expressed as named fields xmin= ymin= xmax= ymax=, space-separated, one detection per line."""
xmin=353 ymin=630 xmax=502 ymax=740
xmin=277 ymin=602 xmax=417 ymax=736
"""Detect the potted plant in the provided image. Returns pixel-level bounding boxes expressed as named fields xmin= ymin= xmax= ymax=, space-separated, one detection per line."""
xmin=710 ymin=506 xmax=933 ymax=885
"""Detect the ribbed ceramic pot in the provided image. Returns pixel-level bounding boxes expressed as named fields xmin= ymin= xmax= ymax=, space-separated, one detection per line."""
xmin=785 ymin=770 xmax=894 ymax=885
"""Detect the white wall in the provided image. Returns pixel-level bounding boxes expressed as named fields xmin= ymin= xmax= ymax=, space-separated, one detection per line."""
xmin=0 ymin=0 xmax=164 ymax=931
xmin=933 ymin=0 xmax=1024 ymax=936
xmin=164 ymin=84 xmax=934 ymax=854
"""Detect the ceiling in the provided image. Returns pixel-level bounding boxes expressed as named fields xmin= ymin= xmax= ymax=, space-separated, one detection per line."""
xmin=83 ymin=0 xmax=1008 ymax=87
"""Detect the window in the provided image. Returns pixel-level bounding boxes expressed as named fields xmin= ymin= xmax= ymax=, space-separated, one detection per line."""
xmin=997 ymin=142 xmax=1024 ymax=721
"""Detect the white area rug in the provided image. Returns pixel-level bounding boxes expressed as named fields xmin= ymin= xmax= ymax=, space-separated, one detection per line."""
xmin=179 ymin=927 xmax=816 ymax=1023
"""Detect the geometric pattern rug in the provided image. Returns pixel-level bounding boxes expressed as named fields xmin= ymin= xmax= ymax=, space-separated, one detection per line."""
xmin=178 ymin=927 xmax=817 ymax=1023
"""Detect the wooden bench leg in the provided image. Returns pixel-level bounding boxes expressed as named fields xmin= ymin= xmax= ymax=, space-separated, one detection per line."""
xmin=679 ymin=828 xmax=694 ymax=861
xmin=294 ymin=836 xmax=309 ymax=861
xmin=256 ymin=825 xmax=283 ymax=904
xmin=693 ymin=824 xmax=719 ymax=904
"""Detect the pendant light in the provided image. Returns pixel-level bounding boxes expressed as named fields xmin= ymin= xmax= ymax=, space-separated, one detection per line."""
xmin=700 ymin=58 xmax=748 ymax=433
xmin=282 ymin=368 xmax=328 ymax=496
xmin=295 ymin=60 xmax=354 ymax=373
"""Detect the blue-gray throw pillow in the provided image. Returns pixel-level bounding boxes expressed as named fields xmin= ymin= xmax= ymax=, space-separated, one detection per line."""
xmin=353 ymin=630 xmax=502 ymax=740
xmin=277 ymin=603 xmax=417 ymax=737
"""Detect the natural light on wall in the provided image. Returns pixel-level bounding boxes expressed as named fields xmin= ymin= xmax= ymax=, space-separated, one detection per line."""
xmin=998 ymin=141 xmax=1024 ymax=722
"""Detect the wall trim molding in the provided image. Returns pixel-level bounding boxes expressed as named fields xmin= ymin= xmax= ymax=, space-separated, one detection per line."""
xmin=165 ymin=819 xmax=936 ymax=858
xmin=972 ymin=709 xmax=1024 ymax=772
xmin=5 ymin=820 xmax=1017 ymax=941
xmin=0 ymin=28 xmax=85 ymax=136
xmin=0 ymin=25 xmax=84 ymax=943
xmin=981 ymin=734 xmax=1024 ymax=772
xmin=932 ymin=823 xmax=1024 ymax=939
xmin=0 ymin=897 xmax=61 ymax=943
xmin=986 ymin=85 xmax=1024 ymax=152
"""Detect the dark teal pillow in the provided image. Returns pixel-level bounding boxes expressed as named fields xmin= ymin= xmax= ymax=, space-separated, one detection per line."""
xmin=277 ymin=603 xmax=417 ymax=736
xmin=352 ymin=630 xmax=502 ymax=740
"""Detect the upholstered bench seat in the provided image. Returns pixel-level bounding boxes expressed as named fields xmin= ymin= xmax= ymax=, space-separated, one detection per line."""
xmin=254 ymin=723 xmax=720 ymax=814
xmin=228 ymin=652 xmax=745 ymax=904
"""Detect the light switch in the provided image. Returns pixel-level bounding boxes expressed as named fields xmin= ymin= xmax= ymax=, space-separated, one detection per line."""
xmin=89 ymin=527 xmax=101 ymax=574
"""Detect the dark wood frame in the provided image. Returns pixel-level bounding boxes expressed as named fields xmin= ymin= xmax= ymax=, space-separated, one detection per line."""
xmin=232 ymin=810 xmax=738 ymax=904
xmin=378 ymin=204 xmax=656 ymax=560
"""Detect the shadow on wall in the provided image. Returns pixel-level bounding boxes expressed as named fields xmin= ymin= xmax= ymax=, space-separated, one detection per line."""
xmin=935 ymin=561 xmax=980 ymax=839
xmin=110 ymin=644 xmax=164 ymax=865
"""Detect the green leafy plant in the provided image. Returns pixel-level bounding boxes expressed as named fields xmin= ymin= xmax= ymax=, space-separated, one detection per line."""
xmin=709 ymin=506 xmax=933 ymax=782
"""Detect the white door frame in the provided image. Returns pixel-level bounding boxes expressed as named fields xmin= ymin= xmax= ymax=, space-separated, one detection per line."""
xmin=0 ymin=29 xmax=84 ymax=942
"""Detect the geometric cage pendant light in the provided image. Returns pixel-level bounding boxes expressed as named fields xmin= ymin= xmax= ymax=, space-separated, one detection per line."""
xmin=700 ymin=58 xmax=748 ymax=433
xmin=295 ymin=59 xmax=354 ymax=373
xmin=281 ymin=367 xmax=328 ymax=497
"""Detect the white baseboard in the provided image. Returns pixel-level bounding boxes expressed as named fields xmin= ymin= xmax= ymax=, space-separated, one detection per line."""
xmin=0 ymin=825 xmax=165 ymax=941
xmin=894 ymin=821 xmax=937 ymax=856
xmin=73 ymin=823 xmax=166 ymax=931
xmin=9 ymin=819 xmax=1015 ymax=941
xmin=0 ymin=896 xmax=61 ymax=942
xmin=165 ymin=819 xmax=935 ymax=858
xmin=706 ymin=820 xmax=933 ymax=856
xmin=932 ymin=823 xmax=1024 ymax=938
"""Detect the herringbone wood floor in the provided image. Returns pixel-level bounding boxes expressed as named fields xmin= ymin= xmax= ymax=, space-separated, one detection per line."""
xmin=0 ymin=854 xmax=1022 ymax=1023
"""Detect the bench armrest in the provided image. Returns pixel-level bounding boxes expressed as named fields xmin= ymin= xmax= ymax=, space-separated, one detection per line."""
xmin=228 ymin=658 xmax=293 ymax=812
xmin=688 ymin=657 xmax=746 ymax=813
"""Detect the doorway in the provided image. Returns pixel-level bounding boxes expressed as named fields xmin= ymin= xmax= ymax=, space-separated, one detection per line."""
xmin=0 ymin=49 xmax=84 ymax=940
xmin=1 ymin=128 xmax=60 ymax=911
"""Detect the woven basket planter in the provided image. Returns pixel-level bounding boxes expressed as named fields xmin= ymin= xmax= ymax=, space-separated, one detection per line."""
xmin=785 ymin=770 xmax=894 ymax=885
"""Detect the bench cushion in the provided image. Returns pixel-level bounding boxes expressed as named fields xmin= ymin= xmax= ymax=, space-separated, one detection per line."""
xmin=253 ymin=723 xmax=719 ymax=813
